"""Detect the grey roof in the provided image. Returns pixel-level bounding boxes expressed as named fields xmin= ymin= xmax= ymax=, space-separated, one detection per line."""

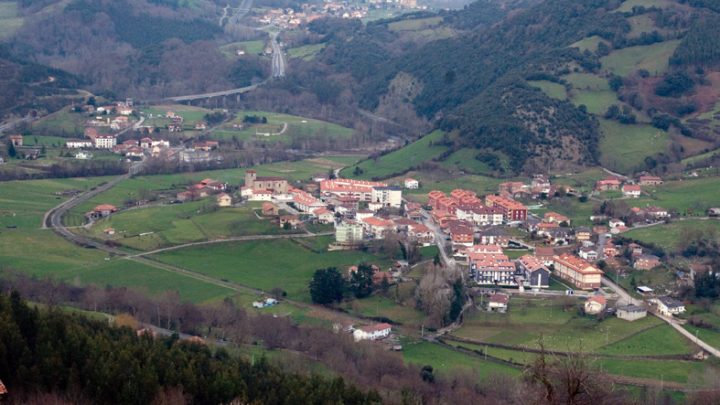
xmin=618 ymin=304 xmax=646 ymax=313
xmin=657 ymin=296 xmax=683 ymax=308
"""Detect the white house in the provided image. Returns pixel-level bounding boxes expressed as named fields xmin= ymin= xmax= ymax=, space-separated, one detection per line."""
xmin=584 ymin=295 xmax=607 ymax=315
xmin=94 ymin=135 xmax=117 ymax=149
xmin=404 ymin=178 xmax=419 ymax=189
xmin=622 ymin=184 xmax=641 ymax=198
xmin=608 ymin=219 xmax=625 ymax=228
xmin=487 ymin=293 xmax=509 ymax=312
xmin=66 ymin=139 xmax=93 ymax=149
xmin=654 ymin=297 xmax=685 ymax=317
xmin=353 ymin=323 xmax=391 ymax=342
xmin=371 ymin=186 xmax=402 ymax=208
xmin=74 ymin=151 xmax=93 ymax=160
xmin=335 ymin=222 xmax=364 ymax=245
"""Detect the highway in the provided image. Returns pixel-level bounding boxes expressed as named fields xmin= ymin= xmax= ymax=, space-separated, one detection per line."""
xmin=270 ymin=32 xmax=285 ymax=78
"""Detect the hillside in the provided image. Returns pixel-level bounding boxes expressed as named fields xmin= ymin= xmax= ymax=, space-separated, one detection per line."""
xmin=320 ymin=0 xmax=720 ymax=175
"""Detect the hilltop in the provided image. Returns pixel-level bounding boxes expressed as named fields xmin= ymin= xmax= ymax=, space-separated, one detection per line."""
xmin=313 ymin=0 xmax=720 ymax=175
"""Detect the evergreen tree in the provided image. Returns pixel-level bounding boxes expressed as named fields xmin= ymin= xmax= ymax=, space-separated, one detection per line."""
xmin=309 ymin=267 xmax=345 ymax=304
xmin=349 ymin=263 xmax=374 ymax=299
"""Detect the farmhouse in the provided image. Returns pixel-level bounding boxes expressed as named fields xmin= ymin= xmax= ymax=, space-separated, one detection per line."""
xmin=634 ymin=254 xmax=661 ymax=270
xmin=335 ymin=221 xmax=364 ymax=245
xmin=616 ymin=305 xmax=647 ymax=321
xmin=404 ymin=178 xmax=419 ymax=189
xmin=261 ymin=202 xmax=279 ymax=216
xmin=654 ymin=297 xmax=685 ymax=317
xmin=353 ymin=323 xmax=391 ymax=342
xmin=595 ymin=177 xmax=622 ymax=191
xmin=646 ymin=206 xmax=669 ymax=219
xmin=216 ymin=193 xmax=232 ymax=207
xmin=279 ymin=215 xmax=301 ymax=229
xmin=553 ymin=253 xmax=603 ymax=290
xmin=408 ymin=223 xmax=434 ymax=245
xmin=578 ymin=247 xmax=598 ymax=262
xmin=516 ymin=255 xmax=549 ymax=289
xmin=361 ymin=216 xmax=394 ymax=239
xmin=584 ymin=295 xmax=606 ymax=315
xmin=8 ymin=134 xmax=23 ymax=147
xmin=638 ymin=175 xmax=663 ymax=186
xmin=622 ymin=184 xmax=641 ymax=198
xmin=487 ymin=293 xmax=509 ymax=312
xmin=88 ymin=204 xmax=118 ymax=219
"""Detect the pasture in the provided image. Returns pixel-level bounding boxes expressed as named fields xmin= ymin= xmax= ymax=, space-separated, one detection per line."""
xmin=0 ymin=1 xmax=22 ymax=39
xmin=569 ymin=35 xmax=608 ymax=52
xmin=623 ymin=219 xmax=720 ymax=252
xmin=220 ymin=40 xmax=266 ymax=58
xmin=631 ymin=176 xmax=720 ymax=215
xmin=345 ymin=130 xmax=449 ymax=180
xmin=528 ymin=80 xmax=567 ymax=100
xmin=288 ymin=43 xmax=326 ymax=60
xmin=600 ymin=40 xmax=680 ymax=77
xmin=151 ymin=238 xmax=394 ymax=302
xmin=598 ymin=119 xmax=669 ymax=173
xmin=212 ymin=110 xmax=353 ymax=143
xmin=401 ymin=341 xmax=521 ymax=379
xmin=437 ymin=148 xmax=496 ymax=175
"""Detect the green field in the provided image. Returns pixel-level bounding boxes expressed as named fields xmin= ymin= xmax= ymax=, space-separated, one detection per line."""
xmin=220 ymin=40 xmax=266 ymax=58
xmin=345 ymin=130 xmax=449 ymax=180
xmin=564 ymin=73 xmax=610 ymax=91
xmin=142 ymin=104 xmax=212 ymax=126
xmin=598 ymin=119 xmax=669 ymax=173
xmin=0 ymin=177 xmax=105 ymax=229
xmin=388 ymin=16 xmax=443 ymax=32
xmin=570 ymin=35 xmax=608 ymax=52
xmin=572 ymin=89 xmax=619 ymax=115
xmin=630 ymin=176 xmax=720 ymax=216
xmin=597 ymin=324 xmax=693 ymax=356
xmin=0 ymin=1 xmax=23 ymax=39
xmin=31 ymin=107 xmax=87 ymax=136
xmin=528 ymin=80 xmax=567 ymax=100
xmin=212 ymin=110 xmax=353 ymax=143
xmin=437 ymin=148 xmax=496 ymax=174
xmin=453 ymin=297 xmax=677 ymax=353
xmin=151 ymin=238 xmax=393 ymax=302
xmin=627 ymin=14 xmax=658 ymax=38
xmin=402 ymin=341 xmax=521 ymax=379
xmin=345 ymin=294 xmax=426 ymax=326
xmin=600 ymin=40 xmax=681 ymax=77
xmin=288 ymin=43 xmax=326 ymax=60
xmin=623 ymin=219 xmax=720 ymax=252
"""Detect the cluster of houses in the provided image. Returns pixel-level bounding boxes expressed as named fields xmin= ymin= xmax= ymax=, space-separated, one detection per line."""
xmin=594 ymin=174 xmax=663 ymax=198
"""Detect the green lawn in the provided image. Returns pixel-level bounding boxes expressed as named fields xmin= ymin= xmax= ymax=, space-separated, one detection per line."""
xmin=623 ymin=220 xmax=720 ymax=252
xmin=596 ymin=358 xmax=705 ymax=384
xmin=345 ymin=294 xmax=425 ymax=326
xmin=600 ymin=40 xmax=681 ymax=77
xmin=564 ymin=73 xmax=610 ymax=91
xmin=528 ymin=80 xmax=567 ymax=100
xmin=141 ymin=104 xmax=212 ymax=124
xmin=151 ymin=239 xmax=393 ymax=302
xmin=529 ymin=198 xmax=595 ymax=227
xmin=571 ymin=90 xmax=619 ymax=115
xmin=31 ymin=107 xmax=87 ymax=136
xmin=598 ymin=119 xmax=669 ymax=174
xmin=288 ymin=43 xmax=326 ymax=60
xmin=402 ymin=341 xmax=521 ymax=379
xmin=344 ymin=131 xmax=449 ymax=180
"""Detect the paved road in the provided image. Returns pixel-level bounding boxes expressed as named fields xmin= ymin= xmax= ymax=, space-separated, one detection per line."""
xmin=270 ymin=32 xmax=285 ymax=78
xmin=418 ymin=209 xmax=456 ymax=270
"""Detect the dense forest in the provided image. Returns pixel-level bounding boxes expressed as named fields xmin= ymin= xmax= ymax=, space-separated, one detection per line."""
xmin=0 ymin=290 xmax=381 ymax=404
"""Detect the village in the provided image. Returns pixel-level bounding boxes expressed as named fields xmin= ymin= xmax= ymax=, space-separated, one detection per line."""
xmin=78 ymin=160 xmax=718 ymax=347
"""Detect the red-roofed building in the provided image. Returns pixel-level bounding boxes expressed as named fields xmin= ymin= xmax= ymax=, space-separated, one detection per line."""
xmin=313 ymin=207 xmax=334 ymax=224
xmin=361 ymin=216 xmax=395 ymax=239
xmin=320 ymin=178 xmax=386 ymax=201
xmin=487 ymin=293 xmax=509 ymax=312
xmin=427 ymin=190 xmax=445 ymax=210
xmin=485 ymin=195 xmax=527 ymax=222
xmin=543 ymin=212 xmax=570 ymax=225
xmin=404 ymin=178 xmax=419 ymax=189
xmin=638 ymin=175 xmax=663 ymax=186
xmin=408 ymin=223 xmax=434 ymax=245
xmin=469 ymin=252 xmax=516 ymax=286
xmin=448 ymin=220 xmax=474 ymax=247
xmin=553 ymin=253 xmax=603 ymax=290
xmin=584 ymin=295 xmax=607 ymax=314
xmin=622 ymin=184 xmax=641 ymax=198
xmin=595 ymin=177 xmax=622 ymax=191
xmin=517 ymin=255 xmax=550 ymax=289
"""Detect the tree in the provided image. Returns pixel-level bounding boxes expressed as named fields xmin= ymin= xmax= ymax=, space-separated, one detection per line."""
xmin=309 ymin=267 xmax=345 ymax=304
xmin=349 ymin=263 xmax=374 ymax=299
xmin=7 ymin=141 xmax=16 ymax=158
